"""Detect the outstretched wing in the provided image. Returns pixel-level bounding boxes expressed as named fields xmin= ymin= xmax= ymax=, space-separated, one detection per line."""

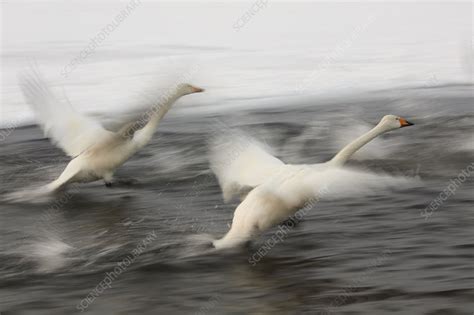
xmin=209 ymin=131 xmax=285 ymax=202
xmin=19 ymin=68 xmax=113 ymax=157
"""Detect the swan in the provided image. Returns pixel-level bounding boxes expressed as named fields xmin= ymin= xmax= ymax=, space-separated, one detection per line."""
xmin=19 ymin=69 xmax=204 ymax=193
xmin=210 ymin=115 xmax=414 ymax=249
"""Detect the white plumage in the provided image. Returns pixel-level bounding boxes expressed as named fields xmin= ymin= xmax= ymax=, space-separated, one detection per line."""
xmin=19 ymin=68 xmax=204 ymax=193
xmin=209 ymin=132 xmax=284 ymax=202
xmin=210 ymin=115 xmax=415 ymax=249
xmin=20 ymin=71 xmax=114 ymax=158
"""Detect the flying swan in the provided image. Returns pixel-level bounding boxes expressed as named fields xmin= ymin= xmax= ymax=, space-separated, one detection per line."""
xmin=210 ymin=115 xmax=414 ymax=249
xmin=19 ymin=69 xmax=204 ymax=193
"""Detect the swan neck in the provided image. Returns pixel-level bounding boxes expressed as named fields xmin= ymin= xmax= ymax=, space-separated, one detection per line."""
xmin=330 ymin=124 xmax=385 ymax=166
xmin=146 ymin=92 xmax=181 ymax=128
xmin=132 ymin=91 xmax=182 ymax=147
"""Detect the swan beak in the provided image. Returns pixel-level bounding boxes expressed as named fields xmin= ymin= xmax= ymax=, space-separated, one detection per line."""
xmin=191 ymin=86 xmax=205 ymax=93
xmin=399 ymin=118 xmax=414 ymax=128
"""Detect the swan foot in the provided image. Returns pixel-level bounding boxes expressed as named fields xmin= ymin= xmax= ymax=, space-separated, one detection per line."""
xmin=103 ymin=172 xmax=114 ymax=188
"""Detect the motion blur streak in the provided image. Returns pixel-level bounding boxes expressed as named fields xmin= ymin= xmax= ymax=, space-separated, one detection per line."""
xmin=1 ymin=1 xmax=473 ymax=314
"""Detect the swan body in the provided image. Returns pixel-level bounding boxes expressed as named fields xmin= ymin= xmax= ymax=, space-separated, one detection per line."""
xmin=20 ymin=69 xmax=204 ymax=193
xmin=211 ymin=115 xmax=414 ymax=249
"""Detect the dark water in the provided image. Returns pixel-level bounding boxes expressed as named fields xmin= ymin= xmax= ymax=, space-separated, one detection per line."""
xmin=0 ymin=88 xmax=473 ymax=314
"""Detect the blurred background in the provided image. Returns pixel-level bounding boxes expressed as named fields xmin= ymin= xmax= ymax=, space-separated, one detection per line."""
xmin=1 ymin=1 xmax=473 ymax=314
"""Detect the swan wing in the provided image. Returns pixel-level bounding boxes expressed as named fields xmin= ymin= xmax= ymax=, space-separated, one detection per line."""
xmin=209 ymin=132 xmax=285 ymax=202
xmin=19 ymin=69 xmax=113 ymax=157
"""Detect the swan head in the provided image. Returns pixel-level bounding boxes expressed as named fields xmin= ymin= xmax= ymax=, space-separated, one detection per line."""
xmin=378 ymin=114 xmax=414 ymax=131
xmin=176 ymin=83 xmax=205 ymax=96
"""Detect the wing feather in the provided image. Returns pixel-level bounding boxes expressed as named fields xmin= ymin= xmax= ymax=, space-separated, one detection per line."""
xmin=19 ymin=68 xmax=113 ymax=157
xmin=209 ymin=131 xmax=285 ymax=202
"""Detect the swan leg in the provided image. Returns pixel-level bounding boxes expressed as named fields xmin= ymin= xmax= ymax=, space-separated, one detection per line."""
xmin=280 ymin=216 xmax=301 ymax=228
xmin=103 ymin=173 xmax=137 ymax=187
xmin=103 ymin=172 xmax=114 ymax=187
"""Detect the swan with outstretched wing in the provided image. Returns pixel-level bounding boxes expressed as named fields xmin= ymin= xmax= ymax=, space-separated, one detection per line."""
xmin=19 ymin=68 xmax=204 ymax=193
xmin=210 ymin=115 xmax=414 ymax=249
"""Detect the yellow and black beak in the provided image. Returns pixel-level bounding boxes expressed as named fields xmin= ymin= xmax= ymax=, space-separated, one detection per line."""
xmin=399 ymin=118 xmax=414 ymax=128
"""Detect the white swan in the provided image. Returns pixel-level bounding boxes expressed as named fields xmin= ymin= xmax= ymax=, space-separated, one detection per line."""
xmin=20 ymin=69 xmax=203 ymax=193
xmin=210 ymin=115 xmax=414 ymax=249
